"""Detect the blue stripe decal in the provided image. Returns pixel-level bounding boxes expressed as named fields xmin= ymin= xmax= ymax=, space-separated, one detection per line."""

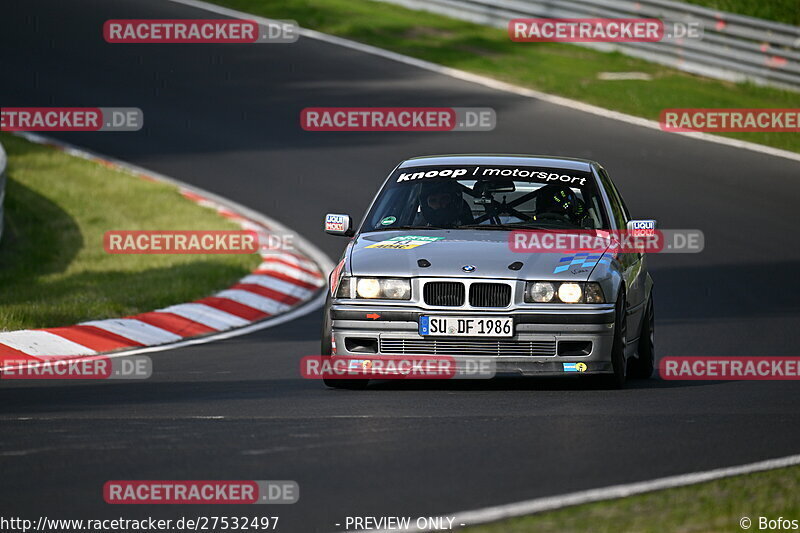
xmin=554 ymin=254 xmax=611 ymax=273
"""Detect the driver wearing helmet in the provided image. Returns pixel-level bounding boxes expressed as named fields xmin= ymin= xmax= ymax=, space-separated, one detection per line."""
xmin=419 ymin=180 xmax=474 ymax=227
xmin=535 ymin=184 xmax=587 ymax=226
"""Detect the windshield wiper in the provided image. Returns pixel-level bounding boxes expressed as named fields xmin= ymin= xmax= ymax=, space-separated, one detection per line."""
xmin=507 ymin=223 xmax=578 ymax=229
xmin=457 ymin=224 xmax=511 ymax=230
xmin=459 ymin=222 xmax=581 ymax=230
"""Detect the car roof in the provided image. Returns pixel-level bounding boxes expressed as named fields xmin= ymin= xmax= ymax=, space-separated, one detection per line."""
xmin=399 ymin=154 xmax=596 ymax=172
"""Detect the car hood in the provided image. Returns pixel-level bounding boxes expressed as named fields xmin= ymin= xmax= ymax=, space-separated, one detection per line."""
xmin=349 ymin=230 xmax=610 ymax=281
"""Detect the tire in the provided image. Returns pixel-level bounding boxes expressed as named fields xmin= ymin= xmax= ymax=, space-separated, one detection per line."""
xmin=596 ymin=291 xmax=628 ymax=389
xmin=320 ymin=296 xmax=368 ymax=390
xmin=628 ymin=292 xmax=655 ymax=379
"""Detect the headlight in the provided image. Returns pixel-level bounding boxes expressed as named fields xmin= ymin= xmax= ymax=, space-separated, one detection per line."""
xmin=356 ymin=278 xmax=382 ymax=299
xmin=337 ymin=277 xmax=411 ymax=300
xmin=527 ymin=281 xmax=555 ymax=303
xmin=558 ymin=283 xmax=583 ymax=303
xmin=524 ymin=281 xmax=605 ymax=303
xmin=381 ymin=279 xmax=412 ymax=299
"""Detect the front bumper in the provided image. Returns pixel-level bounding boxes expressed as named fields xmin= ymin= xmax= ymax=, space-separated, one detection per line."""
xmin=330 ymin=304 xmax=616 ymax=376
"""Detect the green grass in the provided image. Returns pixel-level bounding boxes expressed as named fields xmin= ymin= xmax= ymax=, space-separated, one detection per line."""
xmin=465 ymin=465 xmax=800 ymax=533
xmin=0 ymin=133 xmax=260 ymax=331
xmin=682 ymin=0 xmax=800 ymax=26
xmin=212 ymin=0 xmax=799 ymax=153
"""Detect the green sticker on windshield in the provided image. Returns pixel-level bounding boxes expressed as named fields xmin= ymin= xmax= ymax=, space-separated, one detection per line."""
xmin=380 ymin=216 xmax=397 ymax=226
xmin=366 ymin=235 xmax=444 ymax=249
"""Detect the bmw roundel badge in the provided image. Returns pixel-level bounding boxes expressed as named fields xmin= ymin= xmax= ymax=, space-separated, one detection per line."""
xmin=462 ymin=265 xmax=476 ymax=272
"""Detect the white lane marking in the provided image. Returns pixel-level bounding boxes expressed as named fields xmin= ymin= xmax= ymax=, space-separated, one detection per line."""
xmin=215 ymin=289 xmax=290 ymax=315
xmin=158 ymin=303 xmax=249 ymax=329
xmin=239 ymin=274 xmax=314 ymax=300
xmin=82 ymin=319 xmax=183 ymax=345
xmin=256 ymin=262 xmax=325 ymax=286
xmin=367 ymin=453 xmax=800 ymax=532
xmin=165 ymin=0 xmax=800 ymax=164
xmin=0 ymin=330 xmax=95 ymax=357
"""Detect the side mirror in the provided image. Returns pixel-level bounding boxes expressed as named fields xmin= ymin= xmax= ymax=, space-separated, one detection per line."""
xmin=627 ymin=219 xmax=656 ymax=232
xmin=325 ymin=213 xmax=354 ymax=237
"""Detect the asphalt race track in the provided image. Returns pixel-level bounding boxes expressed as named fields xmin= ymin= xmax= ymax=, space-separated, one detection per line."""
xmin=2 ymin=1 xmax=800 ymax=531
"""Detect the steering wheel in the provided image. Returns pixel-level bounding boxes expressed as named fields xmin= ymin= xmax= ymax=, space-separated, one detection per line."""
xmin=534 ymin=212 xmax=573 ymax=224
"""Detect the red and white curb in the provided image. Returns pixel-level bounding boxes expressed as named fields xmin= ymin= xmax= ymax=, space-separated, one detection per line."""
xmin=0 ymin=133 xmax=334 ymax=369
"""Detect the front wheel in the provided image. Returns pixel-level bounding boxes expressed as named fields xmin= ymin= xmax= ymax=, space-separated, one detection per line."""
xmin=628 ymin=292 xmax=655 ymax=379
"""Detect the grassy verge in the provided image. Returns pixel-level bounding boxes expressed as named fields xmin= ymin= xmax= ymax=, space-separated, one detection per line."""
xmin=0 ymin=133 xmax=260 ymax=331
xmin=464 ymin=465 xmax=800 ymax=532
xmin=213 ymin=0 xmax=799 ymax=153
xmin=683 ymin=0 xmax=800 ymax=26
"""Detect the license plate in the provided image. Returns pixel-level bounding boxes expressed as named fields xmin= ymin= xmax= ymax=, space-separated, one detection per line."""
xmin=419 ymin=316 xmax=513 ymax=337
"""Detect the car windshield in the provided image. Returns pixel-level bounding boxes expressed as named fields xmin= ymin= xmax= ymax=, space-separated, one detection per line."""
xmin=363 ymin=164 xmax=609 ymax=231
